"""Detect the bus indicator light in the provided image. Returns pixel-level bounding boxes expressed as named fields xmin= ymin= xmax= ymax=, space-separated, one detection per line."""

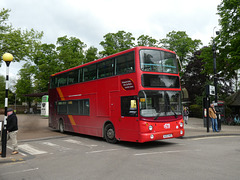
xmin=149 ymin=125 xmax=153 ymax=131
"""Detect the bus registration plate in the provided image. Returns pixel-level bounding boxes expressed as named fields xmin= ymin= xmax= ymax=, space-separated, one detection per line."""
xmin=163 ymin=134 xmax=173 ymax=138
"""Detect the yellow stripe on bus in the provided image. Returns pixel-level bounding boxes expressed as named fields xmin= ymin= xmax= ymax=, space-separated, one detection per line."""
xmin=68 ymin=115 xmax=76 ymax=126
xmin=56 ymin=87 xmax=65 ymax=100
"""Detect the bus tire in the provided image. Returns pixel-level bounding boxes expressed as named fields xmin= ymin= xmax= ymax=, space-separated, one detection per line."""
xmin=59 ymin=119 xmax=64 ymax=133
xmin=104 ymin=123 xmax=117 ymax=144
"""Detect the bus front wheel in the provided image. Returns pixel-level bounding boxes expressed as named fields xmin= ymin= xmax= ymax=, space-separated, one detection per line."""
xmin=104 ymin=124 xmax=117 ymax=143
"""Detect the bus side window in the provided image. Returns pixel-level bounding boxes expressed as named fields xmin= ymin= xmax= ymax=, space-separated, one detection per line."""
xmin=58 ymin=74 xmax=67 ymax=87
xmin=57 ymin=101 xmax=67 ymax=114
xmin=97 ymin=59 xmax=114 ymax=78
xmin=68 ymin=70 xmax=79 ymax=85
xmin=79 ymin=99 xmax=90 ymax=115
xmin=116 ymin=52 xmax=134 ymax=75
xmin=83 ymin=64 xmax=96 ymax=82
xmin=121 ymin=96 xmax=138 ymax=117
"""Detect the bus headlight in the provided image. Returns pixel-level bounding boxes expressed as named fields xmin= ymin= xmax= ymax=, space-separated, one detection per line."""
xmin=179 ymin=122 xmax=183 ymax=128
xmin=180 ymin=130 xmax=183 ymax=135
xmin=149 ymin=125 xmax=153 ymax=131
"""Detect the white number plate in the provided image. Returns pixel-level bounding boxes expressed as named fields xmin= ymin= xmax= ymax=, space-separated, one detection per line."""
xmin=163 ymin=134 xmax=173 ymax=138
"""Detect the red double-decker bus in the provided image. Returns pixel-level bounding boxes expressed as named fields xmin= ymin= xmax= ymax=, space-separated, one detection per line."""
xmin=49 ymin=46 xmax=184 ymax=143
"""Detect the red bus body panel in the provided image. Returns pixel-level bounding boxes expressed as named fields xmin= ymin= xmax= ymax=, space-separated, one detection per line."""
xmin=49 ymin=47 xmax=184 ymax=143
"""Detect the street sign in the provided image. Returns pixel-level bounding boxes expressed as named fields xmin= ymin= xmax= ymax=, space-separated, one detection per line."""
xmin=209 ymin=85 xmax=215 ymax=96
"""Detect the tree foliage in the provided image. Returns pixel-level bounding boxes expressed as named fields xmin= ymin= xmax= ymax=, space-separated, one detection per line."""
xmin=182 ymin=50 xmax=209 ymax=104
xmin=0 ymin=8 xmax=11 ymax=33
xmin=84 ymin=46 xmax=99 ymax=63
xmin=15 ymin=63 xmax=35 ymax=104
xmin=32 ymin=43 xmax=59 ymax=92
xmin=56 ymin=36 xmax=86 ymax=69
xmin=137 ymin=35 xmax=158 ymax=47
xmin=159 ymin=31 xmax=202 ymax=64
xmin=216 ymin=0 xmax=240 ymax=78
xmin=0 ymin=9 xmax=43 ymax=66
xmin=100 ymin=30 xmax=135 ymax=56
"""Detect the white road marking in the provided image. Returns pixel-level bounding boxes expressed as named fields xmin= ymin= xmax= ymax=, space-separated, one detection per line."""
xmin=41 ymin=141 xmax=70 ymax=151
xmin=64 ymin=139 xmax=98 ymax=148
xmin=1 ymin=168 xmax=39 ymax=176
xmin=190 ymin=136 xmax=239 ymax=141
xmin=134 ymin=149 xmax=201 ymax=156
xmin=7 ymin=146 xmax=27 ymax=156
xmin=86 ymin=148 xmax=129 ymax=154
xmin=18 ymin=144 xmax=47 ymax=155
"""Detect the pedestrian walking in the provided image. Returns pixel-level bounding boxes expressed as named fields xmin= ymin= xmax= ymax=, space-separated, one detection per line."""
xmin=0 ymin=108 xmax=19 ymax=155
xmin=209 ymin=104 xmax=219 ymax=132
xmin=183 ymin=107 xmax=189 ymax=124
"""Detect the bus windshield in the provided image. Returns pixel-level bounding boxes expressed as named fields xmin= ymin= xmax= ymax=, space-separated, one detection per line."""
xmin=139 ymin=90 xmax=182 ymax=118
xmin=140 ymin=49 xmax=177 ymax=73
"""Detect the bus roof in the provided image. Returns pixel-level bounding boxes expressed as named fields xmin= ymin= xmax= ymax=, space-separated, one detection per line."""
xmin=51 ymin=46 xmax=176 ymax=77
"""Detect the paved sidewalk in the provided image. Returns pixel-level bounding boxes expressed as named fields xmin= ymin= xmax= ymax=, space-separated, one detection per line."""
xmin=184 ymin=117 xmax=240 ymax=138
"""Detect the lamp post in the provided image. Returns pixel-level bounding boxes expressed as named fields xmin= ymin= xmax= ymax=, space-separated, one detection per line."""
xmin=212 ymin=27 xmax=220 ymax=103
xmin=1 ymin=52 xmax=13 ymax=158
xmin=212 ymin=27 xmax=221 ymax=130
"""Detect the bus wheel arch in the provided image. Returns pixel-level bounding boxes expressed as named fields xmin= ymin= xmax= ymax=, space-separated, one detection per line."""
xmin=59 ymin=118 xmax=64 ymax=133
xmin=103 ymin=122 xmax=117 ymax=144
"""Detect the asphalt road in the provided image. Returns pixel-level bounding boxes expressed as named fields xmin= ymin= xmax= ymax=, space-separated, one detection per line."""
xmin=1 ymin=114 xmax=240 ymax=179
xmin=1 ymin=133 xmax=240 ymax=180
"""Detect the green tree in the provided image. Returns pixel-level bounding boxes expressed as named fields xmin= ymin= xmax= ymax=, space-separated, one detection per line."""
xmin=159 ymin=31 xmax=202 ymax=64
xmin=56 ymin=36 xmax=86 ymax=70
xmin=15 ymin=63 xmax=35 ymax=104
xmin=84 ymin=46 xmax=99 ymax=63
xmin=217 ymin=0 xmax=240 ymax=83
xmin=0 ymin=8 xmax=11 ymax=34
xmin=137 ymin=35 xmax=158 ymax=47
xmin=100 ymin=30 xmax=135 ymax=56
xmin=32 ymin=43 xmax=59 ymax=92
xmin=0 ymin=9 xmax=43 ymax=66
xmin=182 ymin=50 xmax=210 ymax=104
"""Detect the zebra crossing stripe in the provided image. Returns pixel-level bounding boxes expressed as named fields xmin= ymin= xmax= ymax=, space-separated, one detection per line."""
xmin=41 ymin=142 xmax=70 ymax=151
xmin=18 ymin=144 xmax=47 ymax=155
xmin=64 ymin=139 xmax=97 ymax=147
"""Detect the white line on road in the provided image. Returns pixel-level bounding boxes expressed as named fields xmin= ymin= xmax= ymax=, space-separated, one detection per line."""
xmin=18 ymin=144 xmax=47 ymax=155
xmin=7 ymin=146 xmax=27 ymax=156
xmin=86 ymin=148 xmax=129 ymax=154
xmin=190 ymin=136 xmax=239 ymax=141
xmin=64 ymin=139 xmax=98 ymax=148
xmin=41 ymin=141 xmax=70 ymax=151
xmin=1 ymin=168 xmax=39 ymax=176
xmin=134 ymin=149 xmax=201 ymax=156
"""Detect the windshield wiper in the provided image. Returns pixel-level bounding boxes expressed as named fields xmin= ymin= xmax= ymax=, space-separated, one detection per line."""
xmin=154 ymin=112 xmax=160 ymax=120
xmin=170 ymin=106 xmax=178 ymax=118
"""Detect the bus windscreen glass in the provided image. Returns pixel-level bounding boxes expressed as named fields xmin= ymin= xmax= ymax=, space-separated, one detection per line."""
xmin=139 ymin=90 xmax=182 ymax=118
xmin=140 ymin=49 xmax=177 ymax=73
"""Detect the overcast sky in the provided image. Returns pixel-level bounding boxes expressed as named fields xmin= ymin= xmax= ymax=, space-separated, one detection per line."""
xmin=0 ymin=0 xmax=222 ymax=79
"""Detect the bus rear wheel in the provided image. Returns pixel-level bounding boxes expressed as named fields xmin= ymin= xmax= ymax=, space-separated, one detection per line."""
xmin=104 ymin=124 xmax=117 ymax=143
xmin=59 ymin=119 xmax=64 ymax=133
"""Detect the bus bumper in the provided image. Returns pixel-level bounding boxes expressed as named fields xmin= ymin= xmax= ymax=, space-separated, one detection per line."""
xmin=138 ymin=129 xmax=185 ymax=143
